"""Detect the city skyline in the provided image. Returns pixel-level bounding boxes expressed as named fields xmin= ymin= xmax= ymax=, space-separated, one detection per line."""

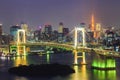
xmin=0 ymin=0 xmax=120 ymax=33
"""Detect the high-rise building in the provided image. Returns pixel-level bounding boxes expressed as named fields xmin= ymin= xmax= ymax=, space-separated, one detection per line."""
xmin=0 ymin=24 xmax=2 ymax=35
xmin=34 ymin=29 xmax=41 ymax=41
xmin=63 ymin=28 xmax=69 ymax=36
xmin=21 ymin=23 xmax=28 ymax=34
xmin=44 ymin=24 xmax=52 ymax=41
xmin=0 ymin=24 xmax=2 ymax=45
xmin=44 ymin=24 xmax=52 ymax=34
xmin=58 ymin=22 xmax=63 ymax=33
xmin=50 ymin=30 xmax=58 ymax=41
xmin=58 ymin=22 xmax=64 ymax=42
xmin=96 ymin=23 xmax=101 ymax=31
xmin=10 ymin=25 xmax=21 ymax=41
xmin=95 ymin=23 xmax=102 ymax=39
xmin=63 ymin=28 xmax=70 ymax=42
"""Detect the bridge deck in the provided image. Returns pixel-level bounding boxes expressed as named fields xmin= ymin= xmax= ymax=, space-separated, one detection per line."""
xmin=10 ymin=42 xmax=120 ymax=58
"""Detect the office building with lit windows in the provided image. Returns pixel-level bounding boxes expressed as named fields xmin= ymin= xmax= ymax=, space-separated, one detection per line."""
xmin=10 ymin=25 xmax=21 ymax=41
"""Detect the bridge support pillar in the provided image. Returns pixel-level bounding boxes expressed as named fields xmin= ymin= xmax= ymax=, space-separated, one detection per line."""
xmin=73 ymin=50 xmax=87 ymax=65
xmin=74 ymin=49 xmax=78 ymax=64
xmin=16 ymin=29 xmax=26 ymax=56
xmin=17 ymin=46 xmax=26 ymax=56
xmin=91 ymin=54 xmax=116 ymax=70
xmin=81 ymin=52 xmax=87 ymax=65
xmin=46 ymin=52 xmax=50 ymax=64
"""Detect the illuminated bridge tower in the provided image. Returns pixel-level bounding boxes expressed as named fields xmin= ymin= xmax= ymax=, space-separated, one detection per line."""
xmin=74 ymin=26 xmax=86 ymax=65
xmin=17 ymin=29 xmax=26 ymax=56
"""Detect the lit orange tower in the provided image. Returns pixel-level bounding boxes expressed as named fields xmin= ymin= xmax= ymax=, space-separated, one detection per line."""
xmin=91 ymin=14 xmax=95 ymax=31
xmin=91 ymin=14 xmax=97 ymax=38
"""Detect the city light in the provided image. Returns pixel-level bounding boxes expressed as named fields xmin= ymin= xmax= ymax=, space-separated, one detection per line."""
xmin=0 ymin=0 xmax=119 ymax=80
xmin=17 ymin=29 xmax=26 ymax=55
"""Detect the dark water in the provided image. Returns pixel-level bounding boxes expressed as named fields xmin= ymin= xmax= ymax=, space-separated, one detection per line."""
xmin=0 ymin=53 xmax=120 ymax=80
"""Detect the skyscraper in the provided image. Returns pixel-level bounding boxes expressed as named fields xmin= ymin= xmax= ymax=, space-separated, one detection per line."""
xmin=0 ymin=24 xmax=2 ymax=45
xmin=96 ymin=23 xmax=102 ymax=39
xmin=58 ymin=22 xmax=64 ymax=33
xmin=58 ymin=22 xmax=64 ymax=42
xmin=10 ymin=25 xmax=21 ymax=41
xmin=44 ymin=24 xmax=52 ymax=34
xmin=0 ymin=24 xmax=2 ymax=35
xmin=63 ymin=28 xmax=69 ymax=36
xmin=21 ymin=23 xmax=28 ymax=34
xmin=44 ymin=24 xmax=52 ymax=41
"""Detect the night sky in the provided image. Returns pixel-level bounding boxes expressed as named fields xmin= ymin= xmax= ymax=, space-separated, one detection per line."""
xmin=0 ymin=0 xmax=120 ymax=33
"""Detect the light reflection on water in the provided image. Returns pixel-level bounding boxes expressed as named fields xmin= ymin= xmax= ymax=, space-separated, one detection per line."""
xmin=0 ymin=54 xmax=119 ymax=80
xmin=71 ymin=65 xmax=89 ymax=80
xmin=14 ymin=76 xmax=28 ymax=80
xmin=13 ymin=56 xmax=28 ymax=66
xmin=92 ymin=69 xmax=116 ymax=80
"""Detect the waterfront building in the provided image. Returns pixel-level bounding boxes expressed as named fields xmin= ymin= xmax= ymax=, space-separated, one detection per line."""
xmin=58 ymin=22 xmax=64 ymax=42
xmin=0 ymin=24 xmax=2 ymax=35
xmin=27 ymin=28 xmax=34 ymax=42
xmin=53 ymin=30 xmax=58 ymax=41
xmin=34 ymin=29 xmax=41 ymax=41
xmin=0 ymin=24 xmax=3 ymax=45
xmin=21 ymin=23 xmax=28 ymax=34
xmin=95 ymin=23 xmax=102 ymax=39
xmin=58 ymin=33 xmax=63 ymax=42
xmin=10 ymin=25 xmax=21 ymax=41
xmin=63 ymin=28 xmax=69 ymax=36
xmin=44 ymin=24 xmax=52 ymax=34
xmin=44 ymin=24 xmax=52 ymax=41
xmin=58 ymin=22 xmax=63 ymax=33
xmin=63 ymin=28 xmax=69 ymax=42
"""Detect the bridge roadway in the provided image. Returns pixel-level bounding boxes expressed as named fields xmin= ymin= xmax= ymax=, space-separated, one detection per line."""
xmin=10 ymin=42 xmax=120 ymax=58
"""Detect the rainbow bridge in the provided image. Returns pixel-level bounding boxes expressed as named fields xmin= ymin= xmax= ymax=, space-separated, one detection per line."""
xmin=10 ymin=27 xmax=120 ymax=70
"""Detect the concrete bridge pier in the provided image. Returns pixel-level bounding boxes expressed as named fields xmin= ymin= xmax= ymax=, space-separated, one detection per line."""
xmin=81 ymin=52 xmax=86 ymax=64
xmin=73 ymin=49 xmax=87 ymax=65
xmin=17 ymin=45 xmax=26 ymax=56
xmin=91 ymin=53 xmax=116 ymax=70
